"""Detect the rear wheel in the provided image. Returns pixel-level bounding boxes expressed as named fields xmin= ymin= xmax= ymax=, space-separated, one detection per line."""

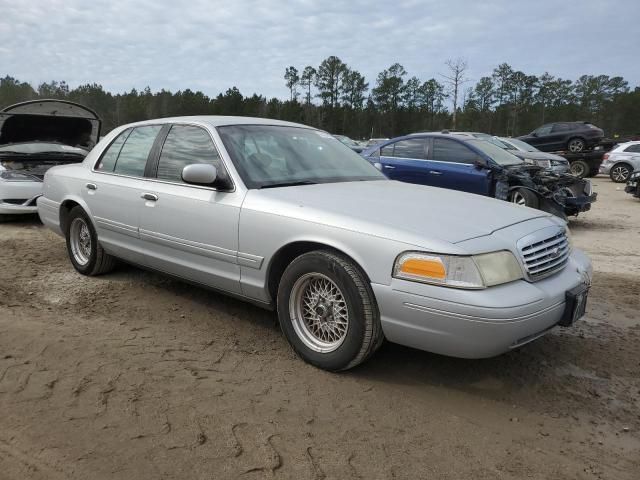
xmin=567 ymin=137 xmax=586 ymax=153
xmin=610 ymin=163 xmax=632 ymax=183
xmin=569 ymin=160 xmax=589 ymax=178
xmin=277 ymin=250 xmax=383 ymax=371
xmin=65 ymin=206 xmax=117 ymax=275
xmin=510 ymin=188 xmax=540 ymax=209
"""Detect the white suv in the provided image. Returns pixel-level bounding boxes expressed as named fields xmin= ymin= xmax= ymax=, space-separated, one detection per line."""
xmin=599 ymin=141 xmax=640 ymax=182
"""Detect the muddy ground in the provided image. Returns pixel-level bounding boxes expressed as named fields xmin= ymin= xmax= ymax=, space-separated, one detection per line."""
xmin=0 ymin=178 xmax=639 ymax=479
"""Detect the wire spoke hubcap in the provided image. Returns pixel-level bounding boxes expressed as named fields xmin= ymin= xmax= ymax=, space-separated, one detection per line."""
xmin=289 ymin=273 xmax=349 ymax=353
xmin=70 ymin=217 xmax=92 ymax=265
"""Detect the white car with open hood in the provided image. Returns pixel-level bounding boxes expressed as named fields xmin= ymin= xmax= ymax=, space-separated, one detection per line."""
xmin=0 ymin=99 xmax=101 ymax=219
xmin=38 ymin=116 xmax=592 ymax=371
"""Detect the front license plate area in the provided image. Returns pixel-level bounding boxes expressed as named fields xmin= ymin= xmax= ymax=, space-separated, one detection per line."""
xmin=559 ymin=285 xmax=589 ymax=327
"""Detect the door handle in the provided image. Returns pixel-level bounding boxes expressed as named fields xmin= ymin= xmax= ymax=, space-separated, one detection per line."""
xmin=383 ymin=165 xmax=395 ymax=169
xmin=141 ymin=193 xmax=158 ymax=201
xmin=85 ymin=183 xmax=97 ymax=190
xmin=429 ymin=170 xmax=442 ymax=175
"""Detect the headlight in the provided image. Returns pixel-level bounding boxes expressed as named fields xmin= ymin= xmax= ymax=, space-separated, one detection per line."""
xmin=393 ymin=251 xmax=523 ymax=289
xmin=0 ymin=171 xmax=41 ymax=182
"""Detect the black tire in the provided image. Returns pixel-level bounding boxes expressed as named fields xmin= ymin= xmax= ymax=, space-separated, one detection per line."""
xmin=276 ymin=250 xmax=383 ymax=371
xmin=567 ymin=137 xmax=586 ymax=153
xmin=609 ymin=163 xmax=632 ymax=183
xmin=569 ymin=159 xmax=590 ymax=178
xmin=65 ymin=206 xmax=117 ymax=275
xmin=0 ymin=214 xmax=12 ymax=223
xmin=510 ymin=188 xmax=540 ymax=209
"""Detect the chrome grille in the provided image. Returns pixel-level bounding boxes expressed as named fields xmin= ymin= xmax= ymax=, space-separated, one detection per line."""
xmin=518 ymin=228 xmax=570 ymax=280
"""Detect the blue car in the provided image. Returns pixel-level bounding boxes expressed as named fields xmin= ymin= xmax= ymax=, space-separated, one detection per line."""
xmin=360 ymin=133 xmax=596 ymax=219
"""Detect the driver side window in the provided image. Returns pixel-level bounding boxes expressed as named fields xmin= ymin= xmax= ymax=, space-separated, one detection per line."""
xmin=535 ymin=125 xmax=553 ymax=136
xmin=156 ymin=125 xmax=223 ymax=183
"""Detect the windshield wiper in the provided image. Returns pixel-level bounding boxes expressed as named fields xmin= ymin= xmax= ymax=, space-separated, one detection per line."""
xmin=259 ymin=180 xmax=318 ymax=189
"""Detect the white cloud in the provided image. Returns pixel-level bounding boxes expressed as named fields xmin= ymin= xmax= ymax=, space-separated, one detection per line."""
xmin=1 ymin=0 xmax=638 ymax=98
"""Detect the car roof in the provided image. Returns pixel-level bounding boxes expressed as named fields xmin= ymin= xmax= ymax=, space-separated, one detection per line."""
xmin=118 ymin=115 xmax=317 ymax=130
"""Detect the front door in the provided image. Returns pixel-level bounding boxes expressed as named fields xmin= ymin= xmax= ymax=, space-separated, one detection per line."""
xmin=137 ymin=124 xmax=243 ymax=294
xmin=428 ymin=138 xmax=491 ymax=195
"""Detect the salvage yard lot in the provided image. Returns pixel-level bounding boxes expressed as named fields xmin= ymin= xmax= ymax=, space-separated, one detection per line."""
xmin=0 ymin=178 xmax=639 ymax=479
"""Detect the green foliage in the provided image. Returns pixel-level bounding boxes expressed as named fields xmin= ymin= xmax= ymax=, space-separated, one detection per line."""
xmin=1 ymin=59 xmax=637 ymax=140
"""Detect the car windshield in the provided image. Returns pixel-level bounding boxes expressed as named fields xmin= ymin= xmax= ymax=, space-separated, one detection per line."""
xmin=217 ymin=125 xmax=386 ymax=189
xmin=467 ymin=139 xmax=524 ymax=166
xmin=502 ymin=138 xmax=538 ymax=153
xmin=0 ymin=142 xmax=88 ymax=155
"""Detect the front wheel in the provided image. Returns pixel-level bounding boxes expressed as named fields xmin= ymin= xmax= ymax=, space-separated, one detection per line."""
xmin=510 ymin=188 xmax=540 ymax=209
xmin=567 ymin=137 xmax=586 ymax=153
xmin=610 ymin=164 xmax=632 ymax=183
xmin=277 ymin=250 xmax=383 ymax=371
xmin=65 ymin=206 xmax=117 ymax=275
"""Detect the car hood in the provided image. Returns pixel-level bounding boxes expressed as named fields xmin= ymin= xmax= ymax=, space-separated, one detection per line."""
xmin=245 ymin=180 xmax=550 ymax=246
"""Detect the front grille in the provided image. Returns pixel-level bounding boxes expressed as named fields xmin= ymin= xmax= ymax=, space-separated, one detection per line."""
xmin=518 ymin=228 xmax=570 ymax=280
xmin=2 ymin=198 xmax=28 ymax=205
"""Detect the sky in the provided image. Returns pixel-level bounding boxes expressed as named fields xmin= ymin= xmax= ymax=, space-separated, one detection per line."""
xmin=1 ymin=0 xmax=639 ymax=100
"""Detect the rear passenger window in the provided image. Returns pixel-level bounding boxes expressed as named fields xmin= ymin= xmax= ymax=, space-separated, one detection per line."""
xmin=390 ymin=138 xmax=427 ymax=159
xmin=96 ymin=129 xmax=130 ymax=172
xmin=157 ymin=125 xmax=222 ymax=183
xmin=432 ymin=139 xmax=478 ymax=164
xmin=113 ymin=125 xmax=162 ymax=177
xmin=624 ymin=144 xmax=640 ymax=153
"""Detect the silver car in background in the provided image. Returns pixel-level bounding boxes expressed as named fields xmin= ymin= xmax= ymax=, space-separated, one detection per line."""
xmin=38 ymin=116 xmax=592 ymax=371
xmin=599 ymin=141 xmax=640 ymax=182
xmin=492 ymin=137 xmax=570 ymax=174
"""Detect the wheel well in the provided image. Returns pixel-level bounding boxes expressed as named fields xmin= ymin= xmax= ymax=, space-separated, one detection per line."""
xmin=266 ymin=241 xmax=366 ymax=302
xmin=59 ymin=200 xmax=81 ymax=232
xmin=613 ymin=162 xmax=633 ymax=170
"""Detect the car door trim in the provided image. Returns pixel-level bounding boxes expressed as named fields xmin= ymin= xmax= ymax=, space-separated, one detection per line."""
xmin=138 ymin=228 xmax=264 ymax=269
xmin=94 ymin=216 xmax=138 ymax=237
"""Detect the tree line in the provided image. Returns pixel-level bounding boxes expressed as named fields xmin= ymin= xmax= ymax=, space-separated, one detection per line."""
xmin=1 ymin=56 xmax=638 ymax=140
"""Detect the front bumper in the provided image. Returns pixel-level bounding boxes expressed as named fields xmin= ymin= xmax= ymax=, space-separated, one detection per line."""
xmin=0 ymin=180 xmax=42 ymax=215
xmin=372 ymin=249 xmax=592 ymax=359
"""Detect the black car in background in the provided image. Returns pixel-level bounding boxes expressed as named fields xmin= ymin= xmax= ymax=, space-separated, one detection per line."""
xmin=625 ymin=170 xmax=640 ymax=199
xmin=518 ymin=122 xmax=604 ymax=153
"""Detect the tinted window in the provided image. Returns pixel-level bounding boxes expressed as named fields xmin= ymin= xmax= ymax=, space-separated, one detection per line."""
xmin=551 ymin=123 xmax=572 ymax=133
xmin=157 ymin=125 xmax=222 ymax=183
xmin=624 ymin=144 xmax=640 ymax=153
xmin=432 ymin=139 xmax=478 ymax=164
xmin=113 ymin=125 xmax=162 ymax=177
xmin=390 ymin=138 xmax=427 ymax=159
xmin=380 ymin=143 xmax=394 ymax=156
xmin=96 ymin=129 xmax=130 ymax=172
xmin=535 ymin=125 xmax=553 ymax=136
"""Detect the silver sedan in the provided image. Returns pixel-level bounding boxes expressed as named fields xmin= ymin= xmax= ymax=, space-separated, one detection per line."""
xmin=38 ymin=117 xmax=593 ymax=370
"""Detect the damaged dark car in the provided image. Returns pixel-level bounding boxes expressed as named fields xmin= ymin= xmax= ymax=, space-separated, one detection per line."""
xmin=0 ymin=99 xmax=101 ymax=220
xmin=361 ymin=133 xmax=596 ymax=219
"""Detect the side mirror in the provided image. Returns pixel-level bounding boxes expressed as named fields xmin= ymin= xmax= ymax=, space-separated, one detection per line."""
xmin=182 ymin=163 xmax=217 ymax=185
xmin=531 ymin=132 xmax=538 ymax=137
xmin=473 ymin=157 xmax=488 ymax=169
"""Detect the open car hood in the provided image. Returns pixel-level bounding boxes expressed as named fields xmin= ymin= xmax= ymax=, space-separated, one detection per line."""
xmin=0 ymin=100 xmax=102 ymax=150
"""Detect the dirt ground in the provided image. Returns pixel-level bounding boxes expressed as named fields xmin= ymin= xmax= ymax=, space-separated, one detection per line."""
xmin=0 ymin=177 xmax=639 ymax=480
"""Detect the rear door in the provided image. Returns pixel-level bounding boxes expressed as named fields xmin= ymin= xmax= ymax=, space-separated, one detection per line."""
xmin=377 ymin=137 xmax=433 ymax=185
xmin=83 ymin=124 xmax=163 ymax=263
xmin=428 ymin=138 xmax=491 ymax=195
xmin=137 ymin=123 xmax=243 ymax=294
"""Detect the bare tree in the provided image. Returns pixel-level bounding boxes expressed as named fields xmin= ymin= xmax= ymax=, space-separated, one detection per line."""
xmin=441 ymin=58 xmax=469 ymax=129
